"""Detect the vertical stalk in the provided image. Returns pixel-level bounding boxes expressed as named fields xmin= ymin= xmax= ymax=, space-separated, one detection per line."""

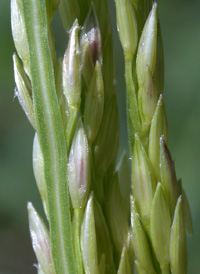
xmin=21 ymin=0 xmax=76 ymax=273
xmin=73 ymin=209 xmax=84 ymax=274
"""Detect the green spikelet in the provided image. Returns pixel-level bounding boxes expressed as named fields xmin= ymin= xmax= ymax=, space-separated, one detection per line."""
xmin=116 ymin=1 xmax=192 ymax=273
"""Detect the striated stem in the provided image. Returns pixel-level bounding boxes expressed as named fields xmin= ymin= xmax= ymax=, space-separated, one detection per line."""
xmin=20 ymin=0 xmax=76 ymax=273
xmin=73 ymin=209 xmax=84 ymax=274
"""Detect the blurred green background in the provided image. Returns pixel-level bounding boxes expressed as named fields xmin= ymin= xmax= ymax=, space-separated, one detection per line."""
xmin=0 ymin=0 xmax=200 ymax=273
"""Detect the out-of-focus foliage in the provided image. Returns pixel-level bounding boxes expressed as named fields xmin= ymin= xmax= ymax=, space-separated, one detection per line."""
xmin=0 ymin=0 xmax=200 ymax=272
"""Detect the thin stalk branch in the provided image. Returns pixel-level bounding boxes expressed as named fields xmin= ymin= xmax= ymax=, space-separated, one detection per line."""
xmin=73 ymin=209 xmax=84 ymax=274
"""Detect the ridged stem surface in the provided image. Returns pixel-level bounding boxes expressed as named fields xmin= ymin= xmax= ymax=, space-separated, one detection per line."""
xmin=21 ymin=1 xmax=75 ymax=273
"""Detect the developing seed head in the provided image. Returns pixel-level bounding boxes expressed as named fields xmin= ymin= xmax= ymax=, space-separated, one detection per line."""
xmin=13 ymin=53 xmax=36 ymax=129
xmin=149 ymin=94 xmax=168 ymax=181
xmin=33 ymin=133 xmax=49 ymax=218
xmin=63 ymin=20 xmax=81 ymax=110
xmin=68 ymin=119 xmax=90 ymax=209
xmin=81 ymin=193 xmax=99 ymax=274
xmin=28 ymin=203 xmax=55 ymax=274
xmin=115 ymin=0 xmax=138 ymax=60
xmin=136 ymin=3 xmax=158 ymax=86
xmin=106 ymin=172 xmax=129 ymax=253
xmin=132 ymin=134 xmax=156 ymax=231
xmin=84 ymin=61 xmax=104 ymax=144
xmin=131 ymin=197 xmax=156 ymax=274
xmin=93 ymin=197 xmax=116 ymax=273
xmin=150 ymin=183 xmax=171 ymax=267
xmin=81 ymin=4 xmax=102 ymax=67
xmin=138 ymin=65 xmax=157 ymax=125
xmin=170 ymin=196 xmax=187 ymax=274
xmin=11 ymin=0 xmax=30 ymax=76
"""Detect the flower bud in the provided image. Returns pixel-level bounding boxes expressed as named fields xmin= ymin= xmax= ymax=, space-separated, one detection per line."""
xmin=136 ymin=3 xmax=157 ymax=86
xmin=81 ymin=37 xmax=95 ymax=86
xmin=81 ymin=5 xmax=102 ymax=64
xmin=94 ymin=95 xmax=119 ymax=178
xmin=106 ymin=173 xmax=129 ymax=253
xmin=150 ymin=183 xmax=171 ymax=269
xmin=115 ymin=0 xmax=138 ymax=60
xmin=84 ymin=61 xmax=104 ymax=144
xmin=63 ymin=20 xmax=81 ymax=110
xmin=160 ymin=136 xmax=178 ymax=215
xmin=118 ymin=246 xmax=132 ymax=274
xmin=11 ymin=0 xmax=30 ymax=76
xmin=81 ymin=194 xmax=99 ymax=274
xmin=13 ymin=53 xmax=36 ymax=129
xmin=138 ymin=66 xmax=157 ymax=125
xmin=170 ymin=196 xmax=187 ymax=274
xmin=58 ymin=57 xmax=78 ymax=152
xmin=33 ymin=134 xmax=48 ymax=219
xmin=68 ymin=119 xmax=90 ymax=209
xmin=130 ymin=197 xmax=156 ymax=274
xmin=149 ymin=95 xmax=168 ymax=181
xmin=55 ymin=58 xmax=69 ymax=127
xmin=28 ymin=203 xmax=55 ymax=274
xmin=81 ymin=5 xmax=102 ymax=85
xmin=132 ymin=134 xmax=156 ymax=231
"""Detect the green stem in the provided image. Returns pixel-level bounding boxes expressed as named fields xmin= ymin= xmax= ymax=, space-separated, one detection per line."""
xmin=125 ymin=57 xmax=141 ymax=151
xmin=21 ymin=0 xmax=76 ymax=273
xmin=73 ymin=209 xmax=84 ymax=274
